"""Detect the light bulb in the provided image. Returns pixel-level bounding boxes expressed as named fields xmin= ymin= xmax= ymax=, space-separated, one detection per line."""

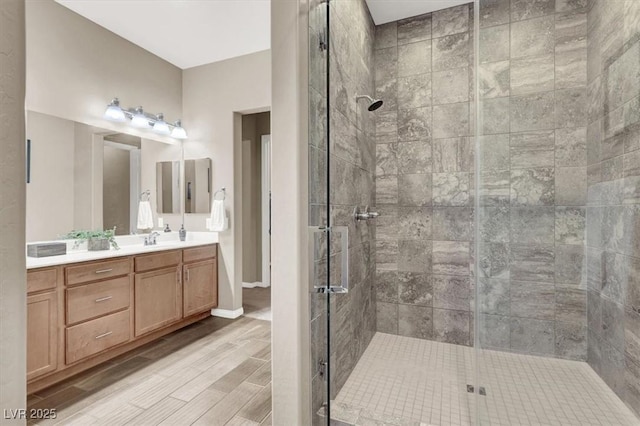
xmin=104 ymin=98 xmax=125 ymax=122
xmin=171 ymin=120 xmax=188 ymax=139
xmin=131 ymin=107 xmax=150 ymax=128
xmin=153 ymin=113 xmax=170 ymax=135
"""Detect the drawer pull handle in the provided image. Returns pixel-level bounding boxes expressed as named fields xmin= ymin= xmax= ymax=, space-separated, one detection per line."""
xmin=94 ymin=296 xmax=113 ymax=303
xmin=95 ymin=268 xmax=113 ymax=274
xmin=95 ymin=331 xmax=113 ymax=340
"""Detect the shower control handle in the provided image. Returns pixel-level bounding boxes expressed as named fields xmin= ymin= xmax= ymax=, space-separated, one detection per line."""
xmin=353 ymin=206 xmax=369 ymax=221
xmin=353 ymin=205 xmax=380 ymax=221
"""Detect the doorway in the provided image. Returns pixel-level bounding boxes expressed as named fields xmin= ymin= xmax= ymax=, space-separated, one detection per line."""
xmin=102 ymin=133 xmax=141 ymax=235
xmin=240 ymin=111 xmax=272 ymax=321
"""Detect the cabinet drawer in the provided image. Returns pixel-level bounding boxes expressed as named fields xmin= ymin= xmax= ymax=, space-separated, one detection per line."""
xmin=66 ymin=258 xmax=131 ymax=286
xmin=27 ymin=268 xmax=58 ymax=294
xmin=66 ymin=309 xmax=130 ymax=364
xmin=183 ymin=245 xmax=217 ymax=263
xmin=66 ymin=276 xmax=130 ymax=325
xmin=135 ymin=250 xmax=181 ymax=273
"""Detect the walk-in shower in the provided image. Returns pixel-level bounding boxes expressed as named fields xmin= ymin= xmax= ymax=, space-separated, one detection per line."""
xmin=308 ymin=0 xmax=640 ymax=424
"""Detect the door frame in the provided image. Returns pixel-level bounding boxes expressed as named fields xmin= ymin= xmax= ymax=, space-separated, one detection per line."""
xmin=261 ymin=134 xmax=271 ymax=287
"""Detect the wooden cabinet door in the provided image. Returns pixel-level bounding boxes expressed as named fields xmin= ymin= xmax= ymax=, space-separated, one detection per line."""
xmin=183 ymin=260 xmax=217 ymax=317
xmin=27 ymin=291 xmax=58 ymax=381
xmin=134 ymin=267 xmax=182 ymax=337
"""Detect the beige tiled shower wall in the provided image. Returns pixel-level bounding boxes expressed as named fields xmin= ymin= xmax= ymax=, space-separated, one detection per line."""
xmin=374 ymin=0 xmax=597 ymax=362
xmin=585 ymin=0 xmax=640 ymax=418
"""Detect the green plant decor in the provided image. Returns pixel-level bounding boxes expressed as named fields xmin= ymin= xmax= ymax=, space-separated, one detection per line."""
xmin=61 ymin=227 xmax=120 ymax=250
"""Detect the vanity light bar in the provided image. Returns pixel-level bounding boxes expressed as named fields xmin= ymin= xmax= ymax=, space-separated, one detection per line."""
xmin=103 ymin=98 xmax=188 ymax=139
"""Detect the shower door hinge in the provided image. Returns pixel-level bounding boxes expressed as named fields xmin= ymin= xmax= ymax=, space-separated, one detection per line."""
xmin=318 ymin=359 xmax=327 ymax=379
xmin=319 ymin=30 xmax=328 ymax=52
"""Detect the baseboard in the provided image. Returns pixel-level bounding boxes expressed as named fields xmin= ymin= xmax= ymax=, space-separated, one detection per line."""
xmin=211 ymin=307 xmax=244 ymax=319
xmin=242 ymin=281 xmax=271 ymax=288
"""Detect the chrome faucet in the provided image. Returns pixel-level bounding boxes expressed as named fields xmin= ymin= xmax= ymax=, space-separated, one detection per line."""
xmin=145 ymin=232 xmax=161 ymax=246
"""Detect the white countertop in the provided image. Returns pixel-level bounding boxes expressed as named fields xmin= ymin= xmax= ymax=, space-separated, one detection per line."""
xmin=27 ymin=231 xmax=219 ymax=269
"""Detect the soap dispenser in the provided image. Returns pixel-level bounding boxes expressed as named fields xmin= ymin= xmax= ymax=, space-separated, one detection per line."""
xmin=164 ymin=224 xmax=171 ymax=233
xmin=179 ymin=224 xmax=187 ymax=242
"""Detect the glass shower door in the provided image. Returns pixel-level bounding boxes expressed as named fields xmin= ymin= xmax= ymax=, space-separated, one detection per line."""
xmin=308 ymin=0 xmax=348 ymax=424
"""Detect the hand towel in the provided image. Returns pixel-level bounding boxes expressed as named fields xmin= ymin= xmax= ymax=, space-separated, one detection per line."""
xmin=209 ymin=199 xmax=228 ymax=231
xmin=137 ymin=200 xmax=154 ymax=230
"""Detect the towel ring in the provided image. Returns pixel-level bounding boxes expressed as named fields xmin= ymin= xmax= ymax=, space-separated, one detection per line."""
xmin=213 ymin=187 xmax=226 ymax=201
xmin=140 ymin=190 xmax=151 ymax=201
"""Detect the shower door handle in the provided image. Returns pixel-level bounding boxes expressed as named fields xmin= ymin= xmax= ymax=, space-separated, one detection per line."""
xmin=309 ymin=226 xmax=349 ymax=294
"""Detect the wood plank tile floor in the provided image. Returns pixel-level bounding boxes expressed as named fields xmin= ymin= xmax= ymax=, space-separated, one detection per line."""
xmin=28 ymin=317 xmax=272 ymax=426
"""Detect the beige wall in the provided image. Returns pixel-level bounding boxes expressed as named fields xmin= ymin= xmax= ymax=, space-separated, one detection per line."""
xmin=25 ymin=0 xmax=182 ymax=143
xmin=0 ymin=0 xmax=26 ymax=422
xmin=26 ymin=111 xmax=75 ymax=241
xmin=102 ymin=145 xmax=131 ymax=234
xmin=241 ymin=112 xmax=270 ymax=284
xmin=182 ymin=50 xmax=271 ymax=312
xmin=271 ymin=0 xmax=310 ymax=423
xmin=73 ymin=122 xmax=102 ymax=231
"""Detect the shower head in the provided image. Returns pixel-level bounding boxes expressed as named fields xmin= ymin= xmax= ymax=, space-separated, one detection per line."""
xmin=356 ymin=94 xmax=384 ymax=112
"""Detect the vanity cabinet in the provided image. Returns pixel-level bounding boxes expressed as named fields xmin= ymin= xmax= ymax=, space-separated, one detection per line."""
xmin=183 ymin=260 xmax=218 ymax=317
xmin=134 ymin=266 xmax=183 ymax=336
xmin=27 ymin=290 xmax=58 ymax=381
xmin=183 ymin=245 xmax=217 ymax=317
xmin=26 ymin=243 xmax=218 ymax=394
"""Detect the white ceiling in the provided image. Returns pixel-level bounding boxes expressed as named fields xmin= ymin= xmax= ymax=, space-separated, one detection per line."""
xmin=55 ymin=0 xmax=271 ymax=70
xmin=56 ymin=0 xmax=468 ymax=69
xmin=365 ymin=0 xmax=471 ymax=25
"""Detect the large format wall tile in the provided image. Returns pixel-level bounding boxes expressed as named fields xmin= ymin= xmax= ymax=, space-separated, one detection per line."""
xmin=511 ymin=280 xmax=555 ymax=320
xmin=433 ymin=308 xmax=471 ymax=345
xmin=510 ymin=16 xmax=555 ymax=59
xmin=398 ymin=13 xmax=431 ymax=45
xmin=510 ymin=207 xmax=555 ymax=244
xmin=398 ymin=107 xmax=432 ymax=141
xmin=397 ymin=73 xmax=431 ymax=109
xmin=511 ymin=0 xmax=555 ymax=22
xmin=479 ymin=0 xmax=510 ymax=28
xmin=510 ymin=317 xmax=555 ymax=355
xmin=432 ymin=67 xmax=470 ymax=105
xmin=396 ymin=140 xmax=433 ymax=173
xmin=479 ymin=24 xmax=510 ymax=63
xmin=398 ymin=41 xmax=431 ymax=77
xmin=398 ymin=304 xmax=433 ymax=339
xmin=510 ymin=54 xmax=555 ymax=95
xmin=509 ymin=130 xmax=555 ymax=168
xmin=479 ymin=60 xmax=510 ymax=99
xmin=510 ymin=168 xmax=555 ymax=206
xmin=510 ymin=92 xmax=556 ymax=132
xmin=432 ymin=32 xmax=470 ymax=71
xmin=432 ymin=4 xmax=469 ymax=39
xmin=479 ymin=134 xmax=509 ymax=169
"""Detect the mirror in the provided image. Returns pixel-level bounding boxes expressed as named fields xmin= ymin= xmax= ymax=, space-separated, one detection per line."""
xmin=184 ymin=158 xmax=212 ymax=214
xmin=156 ymin=161 xmax=181 ymax=214
xmin=103 ymin=135 xmax=141 ymax=235
xmin=25 ymin=110 xmax=183 ymax=242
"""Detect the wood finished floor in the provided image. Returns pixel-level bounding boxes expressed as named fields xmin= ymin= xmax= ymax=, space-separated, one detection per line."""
xmin=28 ymin=316 xmax=272 ymax=426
